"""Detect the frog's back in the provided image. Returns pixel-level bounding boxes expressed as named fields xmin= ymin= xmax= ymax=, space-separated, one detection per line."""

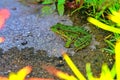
xmin=51 ymin=23 xmax=90 ymax=35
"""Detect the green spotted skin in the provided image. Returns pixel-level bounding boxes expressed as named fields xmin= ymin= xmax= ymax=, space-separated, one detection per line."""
xmin=51 ymin=23 xmax=92 ymax=51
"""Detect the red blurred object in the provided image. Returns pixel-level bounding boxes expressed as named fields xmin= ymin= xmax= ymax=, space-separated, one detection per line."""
xmin=65 ymin=0 xmax=84 ymax=9
xmin=0 ymin=8 xmax=10 ymax=29
xmin=0 ymin=37 xmax=5 ymax=43
xmin=0 ymin=8 xmax=10 ymax=43
xmin=0 ymin=76 xmax=8 ymax=80
xmin=42 ymin=65 xmax=70 ymax=78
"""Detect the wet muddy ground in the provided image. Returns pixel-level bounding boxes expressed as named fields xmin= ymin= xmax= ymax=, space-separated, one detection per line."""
xmin=0 ymin=25 xmax=114 ymax=79
xmin=0 ymin=0 xmax=115 ymax=79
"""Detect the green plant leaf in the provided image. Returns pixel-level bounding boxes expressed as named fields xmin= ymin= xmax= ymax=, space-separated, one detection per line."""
xmin=42 ymin=0 xmax=55 ymax=4
xmin=86 ymin=63 xmax=94 ymax=80
xmin=57 ymin=0 xmax=65 ymax=16
xmin=57 ymin=4 xmax=64 ymax=16
xmin=58 ymin=0 xmax=65 ymax=4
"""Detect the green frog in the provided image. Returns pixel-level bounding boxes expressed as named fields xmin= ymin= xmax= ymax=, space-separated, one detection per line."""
xmin=50 ymin=23 xmax=92 ymax=52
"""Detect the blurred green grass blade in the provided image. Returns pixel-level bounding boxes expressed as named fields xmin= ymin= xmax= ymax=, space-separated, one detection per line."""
xmin=42 ymin=0 xmax=55 ymax=4
xmin=57 ymin=4 xmax=64 ymax=16
xmin=86 ymin=63 xmax=94 ymax=80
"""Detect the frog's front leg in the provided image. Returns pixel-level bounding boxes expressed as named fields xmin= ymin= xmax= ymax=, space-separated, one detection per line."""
xmin=65 ymin=38 xmax=72 ymax=48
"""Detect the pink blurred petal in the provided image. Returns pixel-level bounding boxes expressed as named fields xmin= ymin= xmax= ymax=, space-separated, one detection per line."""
xmin=0 ymin=16 xmax=5 ymax=29
xmin=0 ymin=9 xmax=10 ymax=19
xmin=0 ymin=9 xmax=10 ymax=29
xmin=0 ymin=37 xmax=5 ymax=43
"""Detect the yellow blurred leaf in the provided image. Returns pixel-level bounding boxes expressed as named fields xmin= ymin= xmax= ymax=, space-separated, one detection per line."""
xmin=115 ymin=39 xmax=120 ymax=80
xmin=9 ymin=66 xmax=32 ymax=80
xmin=87 ymin=17 xmax=120 ymax=34
xmin=62 ymin=52 xmax=86 ymax=80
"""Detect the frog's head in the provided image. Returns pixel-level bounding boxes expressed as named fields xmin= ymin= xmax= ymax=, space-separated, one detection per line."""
xmin=50 ymin=23 xmax=63 ymax=33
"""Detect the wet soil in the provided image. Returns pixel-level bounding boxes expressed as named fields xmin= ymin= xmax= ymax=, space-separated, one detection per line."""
xmin=0 ymin=23 xmax=115 ymax=79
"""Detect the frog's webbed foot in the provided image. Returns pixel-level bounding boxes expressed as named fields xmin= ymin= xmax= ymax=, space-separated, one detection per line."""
xmin=65 ymin=38 xmax=72 ymax=48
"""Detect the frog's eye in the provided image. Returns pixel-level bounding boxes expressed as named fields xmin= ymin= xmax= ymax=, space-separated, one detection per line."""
xmin=57 ymin=27 xmax=61 ymax=30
